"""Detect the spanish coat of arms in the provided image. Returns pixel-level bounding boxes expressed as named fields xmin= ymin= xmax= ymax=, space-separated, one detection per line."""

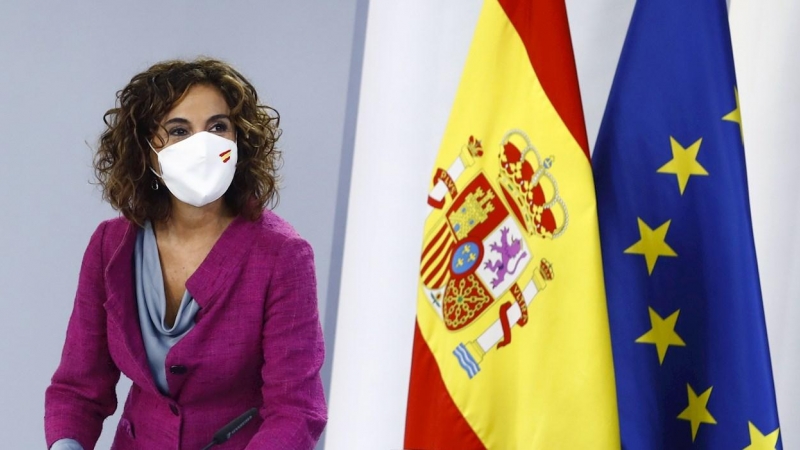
xmin=420 ymin=130 xmax=562 ymax=378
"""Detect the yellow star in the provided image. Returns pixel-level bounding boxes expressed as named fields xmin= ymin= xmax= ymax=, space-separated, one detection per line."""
xmin=743 ymin=421 xmax=780 ymax=450
xmin=624 ymin=218 xmax=677 ymax=275
xmin=677 ymin=384 xmax=717 ymax=442
xmin=723 ymin=87 xmax=744 ymax=144
xmin=635 ymin=307 xmax=685 ymax=364
xmin=657 ymin=137 xmax=709 ymax=195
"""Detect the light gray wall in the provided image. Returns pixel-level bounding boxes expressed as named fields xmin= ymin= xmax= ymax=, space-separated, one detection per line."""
xmin=0 ymin=1 xmax=357 ymax=447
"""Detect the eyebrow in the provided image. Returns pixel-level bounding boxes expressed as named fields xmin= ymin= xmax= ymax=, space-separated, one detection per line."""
xmin=163 ymin=114 xmax=232 ymax=126
xmin=207 ymin=114 xmax=231 ymax=123
xmin=163 ymin=117 xmax=190 ymax=126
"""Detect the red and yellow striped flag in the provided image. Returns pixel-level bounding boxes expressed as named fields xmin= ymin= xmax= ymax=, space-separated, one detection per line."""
xmin=404 ymin=1 xmax=619 ymax=448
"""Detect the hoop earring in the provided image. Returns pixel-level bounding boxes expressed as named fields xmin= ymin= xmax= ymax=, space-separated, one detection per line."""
xmin=151 ymin=178 xmax=160 ymax=191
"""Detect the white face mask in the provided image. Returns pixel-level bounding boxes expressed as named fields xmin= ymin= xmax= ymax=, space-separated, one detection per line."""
xmin=149 ymin=131 xmax=238 ymax=207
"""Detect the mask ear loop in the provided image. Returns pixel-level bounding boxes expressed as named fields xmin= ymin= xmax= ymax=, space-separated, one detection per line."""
xmin=147 ymin=140 xmax=164 ymax=178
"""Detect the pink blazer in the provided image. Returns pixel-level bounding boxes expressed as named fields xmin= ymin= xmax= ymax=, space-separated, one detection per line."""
xmin=45 ymin=212 xmax=327 ymax=449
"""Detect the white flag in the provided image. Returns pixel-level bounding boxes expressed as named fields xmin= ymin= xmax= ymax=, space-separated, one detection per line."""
xmin=731 ymin=1 xmax=800 ymax=448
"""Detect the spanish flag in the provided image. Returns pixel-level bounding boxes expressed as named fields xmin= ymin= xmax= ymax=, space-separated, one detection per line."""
xmin=404 ymin=1 xmax=619 ymax=449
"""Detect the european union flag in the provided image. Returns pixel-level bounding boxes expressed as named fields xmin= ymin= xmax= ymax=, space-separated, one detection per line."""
xmin=593 ymin=1 xmax=782 ymax=448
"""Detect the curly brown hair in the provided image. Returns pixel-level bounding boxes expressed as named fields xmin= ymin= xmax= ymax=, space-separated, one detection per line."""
xmin=95 ymin=58 xmax=281 ymax=225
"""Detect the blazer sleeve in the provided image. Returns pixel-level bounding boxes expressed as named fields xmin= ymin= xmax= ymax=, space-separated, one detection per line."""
xmin=246 ymin=237 xmax=328 ymax=450
xmin=44 ymin=222 xmax=120 ymax=450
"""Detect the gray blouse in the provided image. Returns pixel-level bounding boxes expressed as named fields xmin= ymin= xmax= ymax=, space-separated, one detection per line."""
xmin=134 ymin=220 xmax=200 ymax=395
xmin=51 ymin=222 xmax=198 ymax=450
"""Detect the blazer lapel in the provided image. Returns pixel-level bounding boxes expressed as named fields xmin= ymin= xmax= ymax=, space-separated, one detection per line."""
xmin=186 ymin=215 xmax=259 ymax=319
xmin=102 ymin=221 xmax=159 ymax=393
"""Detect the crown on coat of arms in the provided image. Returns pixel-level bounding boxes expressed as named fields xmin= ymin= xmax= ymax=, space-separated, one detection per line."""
xmin=539 ymin=258 xmax=554 ymax=281
xmin=497 ymin=129 xmax=568 ymax=239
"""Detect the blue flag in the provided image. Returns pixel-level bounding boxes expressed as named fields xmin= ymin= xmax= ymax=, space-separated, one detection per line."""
xmin=593 ymin=1 xmax=781 ymax=448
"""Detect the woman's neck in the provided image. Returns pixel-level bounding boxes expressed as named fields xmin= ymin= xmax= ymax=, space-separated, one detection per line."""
xmin=154 ymin=197 xmax=235 ymax=242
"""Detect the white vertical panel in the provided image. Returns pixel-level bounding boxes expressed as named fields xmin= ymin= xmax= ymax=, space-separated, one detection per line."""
xmin=566 ymin=0 xmax=636 ymax=150
xmin=325 ymin=2 xmax=482 ymax=448
xmin=730 ymin=1 xmax=800 ymax=446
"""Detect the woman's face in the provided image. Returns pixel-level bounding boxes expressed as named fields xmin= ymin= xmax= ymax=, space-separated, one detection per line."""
xmin=150 ymin=83 xmax=235 ymax=152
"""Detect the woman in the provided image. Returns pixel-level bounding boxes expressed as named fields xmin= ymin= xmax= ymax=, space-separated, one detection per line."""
xmin=44 ymin=59 xmax=327 ymax=449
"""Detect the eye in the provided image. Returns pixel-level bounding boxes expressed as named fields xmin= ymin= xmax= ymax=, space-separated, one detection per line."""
xmin=209 ymin=122 xmax=229 ymax=133
xmin=168 ymin=127 xmax=189 ymax=137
